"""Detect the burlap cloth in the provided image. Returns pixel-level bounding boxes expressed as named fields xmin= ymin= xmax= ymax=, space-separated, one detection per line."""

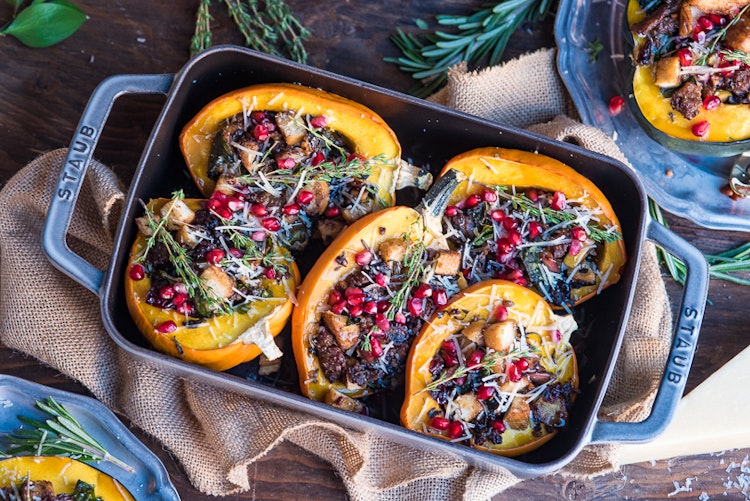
xmin=0 ymin=48 xmax=672 ymax=500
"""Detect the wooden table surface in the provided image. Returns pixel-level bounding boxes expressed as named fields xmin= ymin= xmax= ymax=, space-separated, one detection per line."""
xmin=2 ymin=1 xmax=749 ymax=499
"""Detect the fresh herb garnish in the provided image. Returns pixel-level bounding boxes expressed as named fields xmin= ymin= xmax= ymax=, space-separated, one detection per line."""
xmin=384 ymin=0 xmax=553 ymax=97
xmin=421 ymin=357 xmax=497 ymax=394
xmin=386 ymin=237 xmax=427 ymax=320
xmin=0 ymin=0 xmax=86 ymax=48
xmin=720 ymin=48 xmax=750 ymax=66
xmin=1 ymin=397 xmax=134 ymax=473
xmin=695 ymin=4 xmax=750 ymax=66
xmin=586 ymin=38 xmax=603 ymax=63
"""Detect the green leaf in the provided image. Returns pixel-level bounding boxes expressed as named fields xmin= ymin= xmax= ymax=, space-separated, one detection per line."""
xmin=1 ymin=1 xmax=87 ymax=48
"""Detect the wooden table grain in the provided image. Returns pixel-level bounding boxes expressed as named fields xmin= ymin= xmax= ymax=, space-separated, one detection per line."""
xmin=1 ymin=1 xmax=749 ymax=499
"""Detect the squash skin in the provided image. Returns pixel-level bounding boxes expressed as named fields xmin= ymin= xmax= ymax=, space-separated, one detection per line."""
xmin=291 ymin=206 xmax=426 ymax=401
xmin=0 ymin=456 xmax=134 ymax=500
xmin=179 ymin=82 xmax=402 ymax=202
xmin=125 ymin=198 xmax=300 ymax=371
xmin=627 ymin=0 xmax=750 ymax=154
xmin=438 ymin=146 xmax=626 ymax=306
xmin=400 ymin=280 xmax=579 ymax=457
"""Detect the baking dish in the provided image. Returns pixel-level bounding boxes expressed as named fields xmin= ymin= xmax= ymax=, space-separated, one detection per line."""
xmin=43 ymin=45 xmax=709 ymax=478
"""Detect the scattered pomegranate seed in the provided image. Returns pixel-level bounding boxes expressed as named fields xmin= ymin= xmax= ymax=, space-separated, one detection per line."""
xmin=515 ymin=357 xmax=529 ymax=371
xmin=507 ymin=363 xmax=522 ymax=382
xmin=434 ymin=289 xmax=448 ymax=307
xmin=310 ymin=115 xmax=329 ymax=128
xmin=506 ymin=230 xmax=522 ymax=247
xmin=311 ymin=151 xmax=325 ymax=166
xmin=175 ymin=302 xmax=193 ymax=315
xmin=363 ymin=301 xmax=378 ymax=315
xmin=377 ymin=300 xmax=389 ymax=312
xmin=412 ymin=283 xmax=433 ymax=299
xmin=226 ymin=196 xmax=244 ymax=212
xmin=550 ymin=191 xmax=566 ymax=210
xmin=441 ymin=339 xmax=457 ymax=354
xmin=251 ymin=230 xmax=267 ymax=242
xmin=370 ymin=337 xmax=384 ymax=357
xmin=697 ymin=16 xmax=714 ymax=30
xmin=253 ymin=124 xmax=269 ymax=141
xmin=283 ymin=204 xmax=301 ymax=216
xmin=677 ymin=47 xmax=693 ymax=67
xmin=229 ymin=247 xmax=243 ymax=258
xmin=375 ymin=273 xmax=388 ymax=287
xmin=212 ymin=191 xmax=227 ymax=203
xmin=608 ymin=95 xmax=625 ymax=116
xmin=527 ymin=189 xmax=539 ymax=202
xmin=708 ymin=13 xmax=726 ymax=26
xmin=328 ymin=290 xmax=343 ymax=305
xmin=476 ymin=384 xmax=494 ymax=401
xmin=173 ymin=282 xmax=188 ymax=294
xmin=502 ymin=217 xmax=518 ymax=231
xmin=250 ymin=203 xmax=268 ymax=217
xmin=481 ymin=189 xmax=498 ymax=203
xmin=324 ymin=206 xmax=340 ymax=218
xmin=489 ymin=209 xmax=506 ymax=222
xmin=407 ymin=297 xmax=423 ymax=316
xmin=514 ymin=276 xmax=528 ymax=287
xmin=331 ymin=300 xmax=347 ymax=314
xmin=375 ymin=313 xmax=390 ymax=331
xmin=347 ymin=152 xmax=366 ymax=163
xmin=297 ymin=190 xmax=314 ymax=205
xmin=276 ymin=157 xmax=296 ymax=169
xmin=491 ymin=420 xmax=506 ymax=434
xmin=448 ymin=421 xmax=464 ymax=439
xmin=216 ymin=207 xmax=233 ymax=219
xmin=569 ymin=238 xmax=584 ymax=257
xmin=205 ymin=198 xmax=222 ymax=212
xmin=442 ymin=350 xmax=458 ymax=367
xmin=692 ymin=27 xmax=706 ymax=44
xmin=261 ymin=217 xmax=281 ymax=232
xmin=444 ymin=205 xmax=459 ymax=217
xmin=496 ymin=238 xmax=513 ymax=256
xmin=527 ymin=221 xmax=543 ymax=239
xmin=462 ymin=268 xmax=472 ymax=279
xmin=205 ymin=248 xmax=225 ymax=265
xmin=494 ymin=304 xmax=508 ymax=322
xmin=570 ymin=226 xmax=587 ymax=241
xmin=355 ymin=250 xmax=373 ymax=266
xmin=173 ymin=293 xmax=188 ymax=306
xmin=159 ymin=285 xmax=175 ymax=300
xmin=345 ymin=286 xmax=363 ymax=298
xmin=264 ymin=267 xmax=277 ymax=279
xmin=703 ymin=95 xmax=721 ymax=111
xmin=251 ymin=111 xmax=267 ymax=122
xmin=156 ymin=320 xmax=177 ymax=333
xmin=468 ymin=350 xmax=484 ymax=366
xmin=551 ymin=329 xmax=562 ymax=342
xmin=349 ymin=304 xmax=363 ymax=317
xmin=464 ymin=194 xmax=482 ymax=208
xmin=394 ymin=311 xmax=407 ymax=324
xmin=430 ymin=417 xmax=451 ymax=431
xmin=129 ymin=263 xmax=145 ymax=280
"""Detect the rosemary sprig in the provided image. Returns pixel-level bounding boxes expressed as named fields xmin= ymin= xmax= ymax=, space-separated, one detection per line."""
xmin=497 ymin=187 xmax=623 ymax=243
xmin=384 ymin=0 xmax=553 ymax=97
xmin=386 ymin=238 xmax=428 ymax=320
xmin=720 ymin=48 xmax=750 ymax=66
xmin=1 ymin=397 xmax=134 ymax=473
xmin=190 ymin=0 xmax=309 ymax=61
xmin=650 ymin=200 xmax=750 ymax=286
xmin=696 ymin=4 xmax=750 ymax=66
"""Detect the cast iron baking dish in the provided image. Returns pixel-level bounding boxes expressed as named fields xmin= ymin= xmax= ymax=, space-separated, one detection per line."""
xmin=43 ymin=46 xmax=708 ymax=478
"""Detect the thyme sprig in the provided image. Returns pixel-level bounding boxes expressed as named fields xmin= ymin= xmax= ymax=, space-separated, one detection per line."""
xmin=421 ymin=358 xmax=497 ymax=394
xmin=191 ymin=0 xmax=309 ymax=61
xmin=496 ymin=187 xmax=623 ymax=243
xmin=236 ymin=155 xmax=378 ymax=190
xmin=1 ymin=397 xmax=134 ymax=473
xmin=696 ymin=3 xmax=750 ymax=66
xmin=386 ymin=238 xmax=428 ymax=320
xmin=384 ymin=0 xmax=553 ymax=97
xmin=223 ymin=225 xmax=291 ymax=277
xmin=720 ymin=48 xmax=750 ymax=66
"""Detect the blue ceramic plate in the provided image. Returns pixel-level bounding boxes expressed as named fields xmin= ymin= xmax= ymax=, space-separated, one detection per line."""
xmin=555 ymin=0 xmax=750 ymax=232
xmin=0 ymin=375 xmax=179 ymax=501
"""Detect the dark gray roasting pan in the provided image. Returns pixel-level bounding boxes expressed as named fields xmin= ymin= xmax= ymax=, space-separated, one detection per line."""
xmin=43 ymin=46 xmax=709 ymax=478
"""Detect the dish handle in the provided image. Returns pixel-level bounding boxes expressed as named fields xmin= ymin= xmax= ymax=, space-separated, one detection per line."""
xmin=590 ymin=218 xmax=709 ymax=444
xmin=42 ymin=74 xmax=174 ymax=294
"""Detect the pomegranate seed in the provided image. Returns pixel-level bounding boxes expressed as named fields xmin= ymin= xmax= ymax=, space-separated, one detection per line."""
xmin=569 ymin=238 xmax=584 ymax=257
xmin=311 ymin=151 xmax=325 ymax=166
xmin=491 ymin=420 xmax=506 ymax=434
xmin=349 ymin=304 xmax=363 ymax=317
xmin=324 ymin=206 xmax=340 ymax=218
xmin=251 ymin=230 xmax=267 ymax=242
xmin=703 ymin=95 xmax=720 ymax=111
xmin=692 ymin=27 xmax=706 ymax=43
xmin=430 ymin=417 xmax=451 ymax=431
xmin=205 ymin=248 xmax=225 ymax=265
xmin=159 ymin=285 xmax=175 ymax=300
xmin=345 ymin=288 xmax=364 ymax=305
xmin=502 ymin=217 xmax=518 ymax=231
xmin=297 ymin=190 xmax=314 ymax=205
xmin=129 ymin=263 xmax=145 ymax=280
xmin=229 ymin=247 xmax=243 ymax=258
xmin=407 ymin=297 xmax=423 ymax=316
xmin=550 ymin=191 xmax=566 ymax=210
xmin=515 ymin=357 xmax=529 ymax=371
xmin=310 ymin=115 xmax=329 ymax=128
xmin=347 ymin=152 xmax=366 ymax=163
xmin=205 ymin=198 xmax=222 ymax=212
xmin=444 ymin=205 xmax=459 ymax=217
xmin=375 ymin=273 xmax=388 ymax=287
xmin=413 ymin=283 xmax=433 ymax=299
xmin=464 ymin=194 xmax=482 ymax=208
xmin=434 ymin=288 xmax=448 ymax=307
xmin=175 ymin=302 xmax=193 ymax=315
xmin=468 ymin=350 xmax=484 ymax=366
xmin=226 ymin=196 xmax=244 ymax=212
xmin=506 ymin=230 xmax=522 ymax=247
xmin=448 ymin=421 xmax=464 ymax=439
xmin=394 ymin=311 xmax=407 ymax=324
xmin=507 ymin=363 xmax=522 ymax=382
xmin=283 ymin=204 xmax=301 ymax=216
xmin=211 ymin=191 xmax=227 ymax=203
xmin=505 ymin=268 xmax=524 ymax=281
xmin=370 ymin=337 xmax=384 ymax=357
xmin=261 ymin=218 xmax=281 ymax=232
xmin=442 ymin=351 xmax=458 ymax=367
xmin=494 ymin=304 xmax=508 ymax=322
xmin=496 ymin=238 xmax=513 ymax=256
xmin=363 ymin=301 xmax=378 ymax=315
xmin=331 ymin=300 xmax=347 ymax=314
xmin=264 ymin=267 xmax=277 ymax=279
xmin=252 ymin=124 xmax=269 ymax=141
xmin=156 ymin=321 xmax=177 ymax=333
xmin=708 ymin=13 xmax=726 ymax=26
xmin=462 ymin=268 xmax=472 ymax=279
xmin=514 ymin=276 xmax=528 ymax=287
xmin=476 ymin=384 xmax=494 ymax=401
xmin=355 ymin=250 xmax=373 ymax=266
xmin=442 ymin=339 xmax=457 ymax=354
xmin=482 ymin=189 xmax=498 ymax=203
xmin=489 ymin=209 xmax=506 ymax=222
xmin=250 ymin=203 xmax=268 ymax=217
xmin=345 ymin=286 xmax=363 ymax=298
xmin=328 ymin=290 xmax=343 ymax=305
xmin=277 ymin=157 xmax=296 ymax=170
xmin=570 ymin=226 xmax=587 ymax=241
xmin=375 ymin=313 xmax=390 ymax=331
xmin=690 ymin=120 xmax=711 ymax=137
xmin=697 ymin=16 xmax=714 ymax=30
xmin=173 ymin=293 xmax=188 ymax=306
xmin=377 ymin=300 xmax=389 ymax=312
xmin=527 ymin=189 xmax=539 ymax=202
xmin=216 ymin=207 xmax=233 ymax=219
xmin=608 ymin=95 xmax=625 ymax=116
xmin=677 ymin=47 xmax=693 ymax=67
xmin=527 ymin=221 xmax=543 ymax=239
xmin=173 ymin=282 xmax=188 ymax=294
